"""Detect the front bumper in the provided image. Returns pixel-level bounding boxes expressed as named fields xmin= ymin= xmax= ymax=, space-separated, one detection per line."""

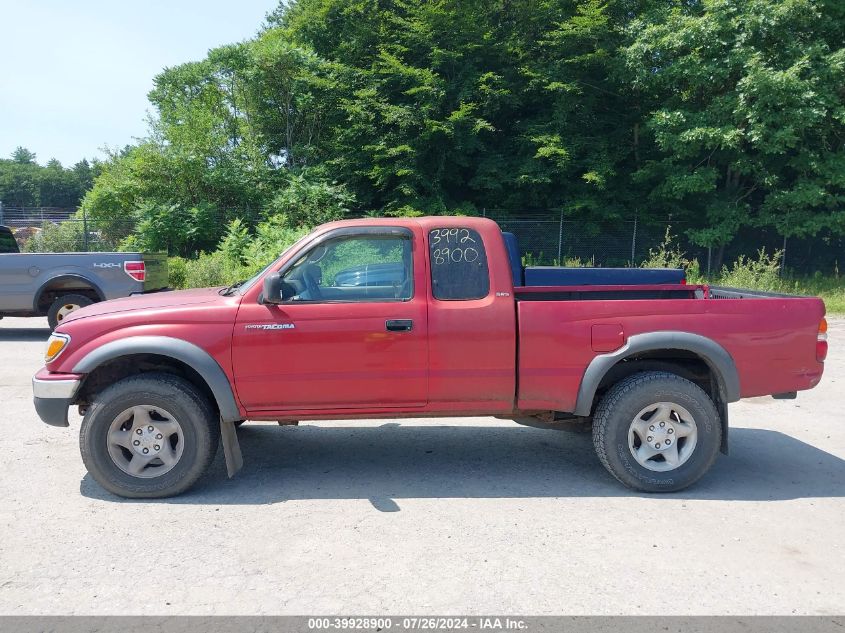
xmin=32 ymin=370 xmax=82 ymax=427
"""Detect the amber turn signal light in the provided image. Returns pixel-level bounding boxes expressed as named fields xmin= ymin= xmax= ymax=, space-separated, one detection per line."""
xmin=45 ymin=333 xmax=71 ymax=363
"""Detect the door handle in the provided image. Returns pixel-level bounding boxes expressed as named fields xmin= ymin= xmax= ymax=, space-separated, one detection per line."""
xmin=385 ymin=319 xmax=413 ymax=332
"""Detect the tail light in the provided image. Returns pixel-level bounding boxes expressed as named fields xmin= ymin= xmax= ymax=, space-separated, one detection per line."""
xmin=817 ymin=318 xmax=828 ymax=362
xmin=680 ymin=277 xmax=687 ymax=285
xmin=124 ymin=261 xmax=146 ymax=282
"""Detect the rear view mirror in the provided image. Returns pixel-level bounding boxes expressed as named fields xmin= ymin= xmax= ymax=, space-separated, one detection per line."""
xmin=262 ymin=273 xmax=283 ymax=304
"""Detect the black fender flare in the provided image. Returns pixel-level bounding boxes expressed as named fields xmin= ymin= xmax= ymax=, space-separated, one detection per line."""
xmin=33 ymin=274 xmax=106 ymax=313
xmin=573 ymin=331 xmax=740 ymax=418
xmin=72 ymin=336 xmax=241 ymax=423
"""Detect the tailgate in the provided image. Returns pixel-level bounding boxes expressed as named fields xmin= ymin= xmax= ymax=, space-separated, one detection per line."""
xmin=142 ymin=253 xmax=169 ymax=291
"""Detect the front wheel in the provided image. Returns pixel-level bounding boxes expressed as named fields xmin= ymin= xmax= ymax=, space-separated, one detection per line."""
xmin=80 ymin=373 xmax=220 ymax=498
xmin=592 ymin=371 xmax=721 ymax=492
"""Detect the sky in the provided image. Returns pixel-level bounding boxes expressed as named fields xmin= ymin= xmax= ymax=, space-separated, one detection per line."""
xmin=0 ymin=0 xmax=279 ymax=166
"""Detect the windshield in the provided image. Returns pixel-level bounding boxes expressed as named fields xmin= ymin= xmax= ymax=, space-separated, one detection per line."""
xmin=236 ymin=232 xmax=315 ymax=294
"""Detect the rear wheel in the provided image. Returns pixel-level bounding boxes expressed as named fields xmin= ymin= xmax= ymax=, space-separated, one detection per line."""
xmin=47 ymin=293 xmax=94 ymax=329
xmin=592 ymin=371 xmax=721 ymax=492
xmin=80 ymin=373 xmax=220 ymax=498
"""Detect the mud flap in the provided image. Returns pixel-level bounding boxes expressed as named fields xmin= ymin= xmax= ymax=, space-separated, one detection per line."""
xmin=718 ymin=400 xmax=729 ymax=455
xmin=220 ymin=418 xmax=243 ymax=478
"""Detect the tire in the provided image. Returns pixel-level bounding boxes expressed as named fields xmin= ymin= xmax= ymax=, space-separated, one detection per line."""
xmin=47 ymin=293 xmax=94 ymax=329
xmin=80 ymin=373 xmax=220 ymax=498
xmin=592 ymin=371 xmax=721 ymax=493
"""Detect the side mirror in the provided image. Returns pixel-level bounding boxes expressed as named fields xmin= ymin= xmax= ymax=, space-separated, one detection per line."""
xmin=262 ymin=272 xmax=283 ymax=304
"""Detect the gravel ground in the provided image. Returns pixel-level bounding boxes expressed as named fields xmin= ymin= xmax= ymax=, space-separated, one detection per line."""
xmin=0 ymin=316 xmax=843 ymax=615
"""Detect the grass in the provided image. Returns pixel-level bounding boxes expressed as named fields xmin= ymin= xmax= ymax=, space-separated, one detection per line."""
xmin=639 ymin=230 xmax=845 ymax=315
xmin=786 ymin=277 xmax=845 ymax=315
xmin=693 ymin=273 xmax=844 ymax=314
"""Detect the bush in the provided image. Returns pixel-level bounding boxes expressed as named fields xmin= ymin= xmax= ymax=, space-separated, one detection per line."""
xmin=717 ymin=250 xmax=784 ymax=292
xmin=170 ymin=251 xmax=248 ymax=289
xmin=128 ymin=201 xmax=220 ymax=256
xmin=218 ymin=218 xmax=251 ymax=265
xmin=242 ymin=215 xmax=312 ymax=271
xmin=22 ymin=217 xmax=112 ymax=252
xmin=267 ymin=174 xmax=353 ymax=228
xmin=564 ymin=255 xmax=595 ymax=268
xmin=168 ymin=256 xmax=188 ymax=289
xmin=168 ymin=214 xmax=312 ymax=289
xmin=378 ymin=205 xmax=425 ymax=218
xmin=641 ymin=228 xmax=702 ymax=282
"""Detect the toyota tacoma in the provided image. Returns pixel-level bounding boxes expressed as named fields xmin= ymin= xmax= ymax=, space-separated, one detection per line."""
xmin=32 ymin=217 xmax=826 ymax=497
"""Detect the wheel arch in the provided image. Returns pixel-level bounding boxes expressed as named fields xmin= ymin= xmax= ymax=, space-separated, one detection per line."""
xmin=34 ymin=275 xmax=105 ymax=313
xmin=574 ymin=331 xmax=739 ymax=452
xmin=72 ymin=336 xmax=241 ymax=423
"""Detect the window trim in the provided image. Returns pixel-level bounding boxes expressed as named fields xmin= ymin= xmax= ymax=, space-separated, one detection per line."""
xmin=274 ymin=226 xmax=416 ymax=305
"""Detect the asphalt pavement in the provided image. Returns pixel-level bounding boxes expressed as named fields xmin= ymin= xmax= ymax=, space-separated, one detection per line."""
xmin=0 ymin=316 xmax=843 ymax=615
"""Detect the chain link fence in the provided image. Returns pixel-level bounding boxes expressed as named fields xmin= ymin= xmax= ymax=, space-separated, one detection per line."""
xmin=483 ymin=210 xmax=710 ymax=270
xmin=483 ymin=210 xmax=843 ymax=275
xmin=0 ymin=205 xmax=134 ymax=252
xmin=2 ymin=204 xmax=841 ymax=275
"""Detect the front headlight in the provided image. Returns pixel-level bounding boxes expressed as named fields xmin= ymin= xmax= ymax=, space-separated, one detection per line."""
xmin=45 ymin=333 xmax=71 ymax=363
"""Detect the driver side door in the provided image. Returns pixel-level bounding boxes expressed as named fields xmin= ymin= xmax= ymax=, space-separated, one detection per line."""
xmin=231 ymin=226 xmax=428 ymax=412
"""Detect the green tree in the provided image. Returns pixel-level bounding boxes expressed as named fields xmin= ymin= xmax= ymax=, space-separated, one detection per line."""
xmin=0 ymin=149 xmax=93 ymax=208
xmin=73 ymin=159 xmax=95 ymax=192
xmin=267 ymin=173 xmax=354 ymax=227
xmin=11 ymin=147 xmax=37 ymax=164
xmin=76 ymin=0 xmax=845 ymax=267
xmin=0 ymin=159 xmax=39 ymax=206
xmin=39 ymin=158 xmax=85 ymax=207
xmin=625 ymin=0 xmax=845 ymax=263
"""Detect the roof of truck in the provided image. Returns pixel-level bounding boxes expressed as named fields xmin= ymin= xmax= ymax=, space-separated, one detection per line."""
xmin=314 ymin=215 xmax=500 ymax=233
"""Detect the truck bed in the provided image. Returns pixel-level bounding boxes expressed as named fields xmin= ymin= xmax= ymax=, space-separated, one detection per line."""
xmin=513 ymin=284 xmax=825 ymax=413
xmin=515 ymin=283 xmax=701 ymax=301
xmin=0 ymin=251 xmax=168 ymax=317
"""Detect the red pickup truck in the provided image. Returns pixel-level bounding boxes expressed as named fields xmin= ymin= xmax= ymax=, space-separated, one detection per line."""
xmin=32 ymin=217 xmax=827 ymax=498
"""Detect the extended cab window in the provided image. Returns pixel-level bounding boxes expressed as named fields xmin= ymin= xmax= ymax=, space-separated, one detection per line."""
xmin=429 ymin=228 xmax=490 ymax=300
xmin=282 ymin=233 xmax=413 ymax=302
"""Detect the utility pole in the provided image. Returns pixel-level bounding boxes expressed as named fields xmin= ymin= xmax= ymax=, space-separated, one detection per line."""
xmin=631 ymin=213 xmax=638 ymax=265
xmin=82 ymin=207 xmax=89 ymax=252
xmin=557 ymin=210 xmax=563 ymax=263
xmin=781 ymin=236 xmax=787 ymax=275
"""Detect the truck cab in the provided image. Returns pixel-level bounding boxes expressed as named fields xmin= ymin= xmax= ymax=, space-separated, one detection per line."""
xmin=235 ymin=217 xmax=517 ymax=414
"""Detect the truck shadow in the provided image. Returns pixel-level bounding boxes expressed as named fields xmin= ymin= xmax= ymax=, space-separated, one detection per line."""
xmin=0 ymin=327 xmax=51 ymax=341
xmin=80 ymin=424 xmax=845 ymax=506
